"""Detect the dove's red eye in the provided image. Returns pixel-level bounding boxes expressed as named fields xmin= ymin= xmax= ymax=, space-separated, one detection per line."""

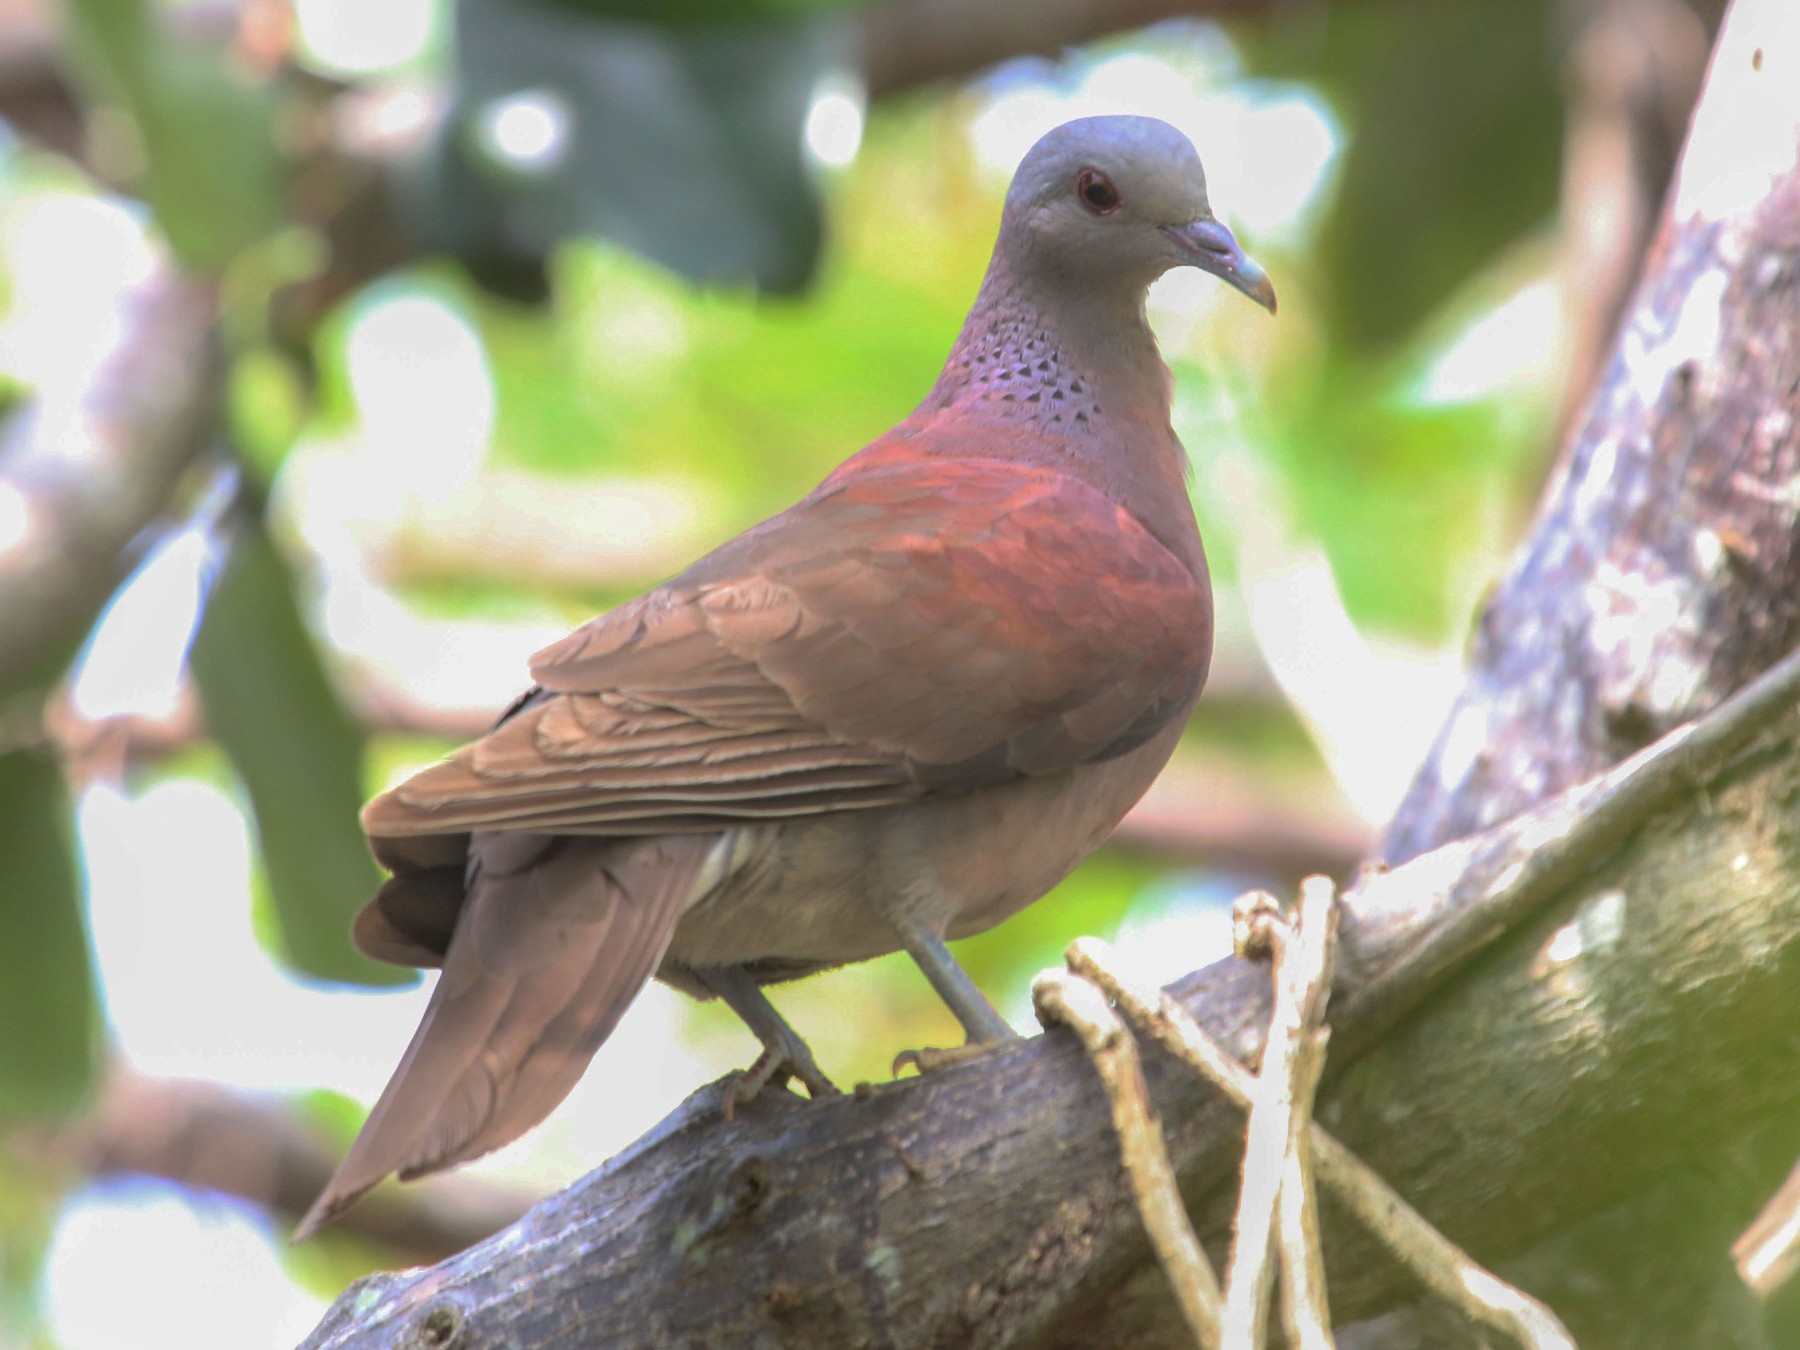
xmin=1076 ymin=169 xmax=1121 ymax=215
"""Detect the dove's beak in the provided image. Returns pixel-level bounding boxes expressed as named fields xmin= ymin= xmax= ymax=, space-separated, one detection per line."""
xmin=1163 ymin=217 xmax=1277 ymax=314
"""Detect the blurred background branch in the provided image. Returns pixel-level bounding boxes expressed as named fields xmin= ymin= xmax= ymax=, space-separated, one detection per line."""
xmin=0 ymin=270 xmax=219 ymax=704
xmin=22 ymin=1063 xmax=532 ymax=1264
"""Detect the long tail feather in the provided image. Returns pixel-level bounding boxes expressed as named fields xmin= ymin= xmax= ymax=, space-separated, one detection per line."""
xmin=295 ymin=833 xmax=710 ymax=1239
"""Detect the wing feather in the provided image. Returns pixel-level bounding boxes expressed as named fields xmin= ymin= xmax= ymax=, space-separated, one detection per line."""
xmin=364 ymin=454 xmax=1210 ymax=842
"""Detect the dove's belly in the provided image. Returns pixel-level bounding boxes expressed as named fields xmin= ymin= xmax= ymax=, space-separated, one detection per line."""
xmin=657 ymin=717 xmax=1184 ymax=985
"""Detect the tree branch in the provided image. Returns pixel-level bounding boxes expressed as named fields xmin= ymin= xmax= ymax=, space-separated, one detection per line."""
xmin=1033 ymin=969 xmax=1224 ymax=1348
xmin=1553 ymin=0 xmax=1711 ymax=435
xmin=18 ymin=1063 xmax=530 ymax=1265
xmin=1063 ymin=933 xmax=1571 ymax=1350
xmin=859 ymin=0 xmax=1270 ymax=99
xmin=0 ymin=267 xmax=221 ymax=706
xmin=1357 ymin=4 xmax=1800 ymax=1334
xmin=1385 ymin=0 xmax=1800 ymax=865
xmin=299 ymin=642 xmax=1800 ymax=1348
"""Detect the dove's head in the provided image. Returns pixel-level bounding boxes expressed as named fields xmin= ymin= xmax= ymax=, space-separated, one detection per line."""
xmin=1002 ymin=115 xmax=1276 ymax=313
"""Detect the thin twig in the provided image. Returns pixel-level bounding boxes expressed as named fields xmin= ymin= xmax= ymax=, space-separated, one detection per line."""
xmin=1733 ymin=1151 xmax=1800 ymax=1299
xmin=1066 ymin=939 xmax=1575 ymax=1350
xmin=1276 ymin=883 xmax=1338 ymax=1350
xmin=1221 ymin=876 xmax=1339 ymax=1350
xmin=1277 ymin=1028 xmax=1334 ymax=1350
xmin=1307 ymin=1129 xmax=1578 ymax=1350
xmin=1032 ymin=970 xmax=1223 ymax=1348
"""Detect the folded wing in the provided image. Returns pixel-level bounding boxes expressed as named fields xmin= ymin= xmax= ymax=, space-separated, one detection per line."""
xmin=363 ymin=456 xmax=1212 ymax=843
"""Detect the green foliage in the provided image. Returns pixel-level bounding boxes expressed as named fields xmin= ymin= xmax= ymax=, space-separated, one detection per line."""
xmin=0 ymin=752 xmax=98 ymax=1122
xmin=61 ymin=0 xmax=286 ymax=268
xmin=1253 ymin=0 xmax=1562 ymax=351
xmin=471 ymin=113 xmax=988 ymax=526
xmin=188 ymin=510 xmax=406 ymax=987
xmin=409 ymin=0 xmax=847 ymax=297
xmin=954 ymin=851 xmax=1162 ymax=994
xmin=0 ymin=1147 xmax=68 ymax=1349
xmin=227 ymin=346 xmax=310 ymax=483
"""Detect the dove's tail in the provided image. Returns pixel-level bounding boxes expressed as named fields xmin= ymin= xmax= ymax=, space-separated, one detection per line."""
xmin=294 ymin=832 xmax=710 ymax=1240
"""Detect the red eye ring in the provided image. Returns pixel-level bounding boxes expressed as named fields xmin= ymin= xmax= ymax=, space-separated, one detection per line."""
xmin=1076 ymin=168 xmax=1122 ymax=215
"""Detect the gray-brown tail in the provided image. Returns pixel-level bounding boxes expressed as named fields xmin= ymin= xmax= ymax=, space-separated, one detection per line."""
xmin=294 ymin=832 xmax=709 ymax=1240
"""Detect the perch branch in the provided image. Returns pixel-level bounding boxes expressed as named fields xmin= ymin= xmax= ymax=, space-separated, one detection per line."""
xmin=1033 ymin=970 xmax=1224 ymax=1348
xmin=300 ymin=640 xmax=1800 ymax=1348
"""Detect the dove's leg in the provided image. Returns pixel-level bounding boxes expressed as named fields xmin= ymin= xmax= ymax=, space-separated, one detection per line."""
xmin=892 ymin=911 xmax=1018 ymax=1044
xmin=696 ymin=964 xmax=840 ymax=1112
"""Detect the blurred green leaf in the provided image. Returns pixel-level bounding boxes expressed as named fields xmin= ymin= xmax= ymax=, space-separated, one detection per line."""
xmin=1253 ymin=0 xmax=1561 ymax=350
xmin=954 ymin=850 xmax=1161 ymax=993
xmin=0 ymin=1145 xmax=68 ymax=1348
xmin=227 ymin=346 xmax=309 ymax=481
xmin=0 ymin=751 xmax=98 ymax=1122
xmin=63 ymin=0 xmax=286 ymax=267
xmin=189 ymin=511 xmax=406 ymax=986
xmin=405 ymin=0 xmax=845 ymax=297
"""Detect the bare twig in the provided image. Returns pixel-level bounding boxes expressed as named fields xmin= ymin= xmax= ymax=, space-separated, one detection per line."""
xmin=1066 ymin=939 xmax=1574 ymax=1350
xmin=1734 ymin=1151 xmax=1800 ymax=1299
xmin=1276 ymin=1027 xmax=1333 ymax=1350
xmin=1269 ymin=882 xmax=1338 ymax=1350
xmin=1222 ymin=877 xmax=1339 ymax=1350
xmin=1033 ymin=969 xmax=1224 ymax=1348
xmin=1306 ymin=1128 xmax=1576 ymax=1350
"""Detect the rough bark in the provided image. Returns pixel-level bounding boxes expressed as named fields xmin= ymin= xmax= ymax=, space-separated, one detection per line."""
xmin=1355 ymin=1 xmax=1800 ymax=1340
xmin=297 ymin=656 xmax=1800 ymax=1348
xmin=1385 ymin=0 xmax=1800 ymax=866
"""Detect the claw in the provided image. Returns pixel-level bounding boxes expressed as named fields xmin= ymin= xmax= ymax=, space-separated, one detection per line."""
xmin=892 ymin=1042 xmax=995 ymax=1077
xmin=722 ymin=1046 xmax=841 ymax=1120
